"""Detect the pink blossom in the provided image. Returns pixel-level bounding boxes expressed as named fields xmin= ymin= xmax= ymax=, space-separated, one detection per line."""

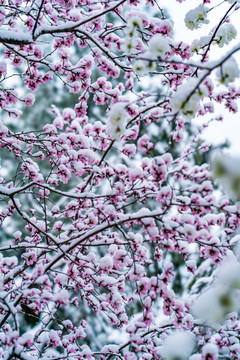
xmin=23 ymin=93 xmax=35 ymax=106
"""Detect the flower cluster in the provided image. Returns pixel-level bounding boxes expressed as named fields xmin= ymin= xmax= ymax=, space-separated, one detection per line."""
xmin=185 ymin=5 xmax=209 ymax=30
xmin=217 ymin=57 xmax=239 ymax=85
xmin=0 ymin=0 xmax=240 ymax=360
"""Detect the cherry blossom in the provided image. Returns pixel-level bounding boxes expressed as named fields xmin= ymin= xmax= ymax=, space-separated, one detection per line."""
xmin=0 ymin=0 xmax=240 ymax=359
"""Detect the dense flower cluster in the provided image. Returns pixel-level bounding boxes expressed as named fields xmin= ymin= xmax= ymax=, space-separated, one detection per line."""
xmin=0 ymin=0 xmax=240 ymax=359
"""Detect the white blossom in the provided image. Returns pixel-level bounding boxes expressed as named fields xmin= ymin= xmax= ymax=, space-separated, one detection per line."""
xmin=185 ymin=5 xmax=209 ymax=30
xmin=125 ymin=26 xmax=138 ymax=39
xmin=121 ymin=36 xmax=138 ymax=54
xmin=106 ymin=103 xmax=128 ymax=140
xmin=217 ymin=57 xmax=239 ymax=85
xmin=190 ymin=36 xmax=211 ymax=53
xmin=171 ymin=78 xmax=208 ymax=118
xmin=148 ymin=34 xmax=171 ymax=57
xmin=126 ymin=10 xmax=148 ymax=26
xmin=127 ymin=15 xmax=143 ymax=29
xmin=215 ymin=23 xmax=237 ymax=47
xmin=132 ymin=59 xmax=155 ymax=76
xmin=133 ymin=60 xmax=148 ymax=76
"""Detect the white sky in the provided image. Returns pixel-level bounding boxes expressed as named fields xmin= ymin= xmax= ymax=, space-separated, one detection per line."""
xmin=166 ymin=0 xmax=240 ymax=155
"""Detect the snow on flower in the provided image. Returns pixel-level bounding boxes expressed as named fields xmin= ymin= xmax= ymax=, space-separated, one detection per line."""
xmin=48 ymin=329 xmax=61 ymax=348
xmin=23 ymin=93 xmax=35 ymax=106
xmin=62 ymin=107 xmax=76 ymax=122
xmin=22 ymin=251 xmax=37 ymax=266
xmin=148 ymin=34 xmax=171 ymax=57
xmin=217 ymin=57 xmax=239 ymax=85
xmin=133 ymin=60 xmax=149 ymax=76
xmin=13 ymin=231 xmax=22 ymax=240
xmin=122 ymin=143 xmax=136 ymax=157
xmin=99 ymin=254 xmax=113 ymax=272
xmin=121 ymin=30 xmax=139 ymax=54
xmin=215 ymin=23 xmax=237 ymax=47
xmin=0 ymin=61 xmax=6 ymax=77
xmin=19 ymin=333 xmax=34 ymax=347
xmin=69 ymin=8 xmax=81 ymax=21
xmin=171 ymin=77 xmax=208 ymax=118
xmin=54 ymin=288 xmax=69 ymax=306
xmin=185 ymin=5 xmax=209 ymax=30
xmin=127 ymin=15 xmax=143 ymax=29
xmin=202 ymin=343 xmax=218 ymax=360
xmin=0 ymin=120 xmax=8 ymax=136
xmin=138 ymin=134 xmax=154 ymax=153
xmin=55 ymin=273 xmax=68 ymax=287
xmin=101 ymin=344 xmax=119 ymax=354
xmin=181 ymin=223 xmax=197 ymax=243
xmin=186 ymin=259 xmax=197 ymax=274
xmin=106 ymin=103 xmax=128 ymax=139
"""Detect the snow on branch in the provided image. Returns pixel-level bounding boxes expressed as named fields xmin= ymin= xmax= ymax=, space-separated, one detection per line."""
xmin=1 ymin=0 xmax=240 ymax=359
